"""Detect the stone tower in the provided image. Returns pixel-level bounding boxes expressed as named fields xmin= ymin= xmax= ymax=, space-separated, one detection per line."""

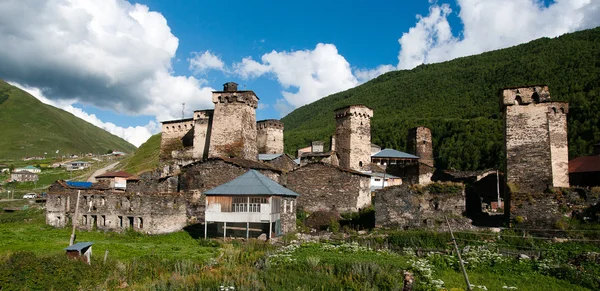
xmin=501 ymin=85 xmax=569 ymax=194
xmin=208 ymin=82 xmax=259 ymax=160
xmin=334 ymin=105 xmax=373 ymax=172
xmin=407 ymin=126 xmax=434 ymax=167
xmin=256 ymin=119 xmax=284 ymax=154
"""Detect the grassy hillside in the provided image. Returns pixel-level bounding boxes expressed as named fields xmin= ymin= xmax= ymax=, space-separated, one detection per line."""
xmin=118 ymin=133 xmax=160 ymax=174
xmin=282 ymin=27 xmax=600 ymax=171
xmin=0 ymin=80 xmax=136 ymax=159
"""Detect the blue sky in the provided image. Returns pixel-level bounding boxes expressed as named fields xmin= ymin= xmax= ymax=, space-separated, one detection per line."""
xmin=0 ymin=0 xmax=597 ymax=146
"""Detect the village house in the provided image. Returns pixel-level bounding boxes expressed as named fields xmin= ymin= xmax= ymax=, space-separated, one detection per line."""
xmin=11 ymin=171 xmax=39 ymax=182
xmin=568 ymin=143 xmax=600 ymax=187
xmin=95 ymin=171 xmax=137 ymax=190
xmin=64 ymin=161 xmax=91 ymax=171
xmin=371 ymin=148 xmax=420 ymax=166
xmin=15 ymin=165 xmax=41 ymax=173
xmin=367 ymin=172 xmax=402 ymax=191
xmin=204 ymin=170 xmax=299 ymax=239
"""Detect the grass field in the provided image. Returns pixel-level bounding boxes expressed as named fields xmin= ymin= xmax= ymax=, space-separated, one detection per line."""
xmin=0 ymin=200 xmax=598 ymax=290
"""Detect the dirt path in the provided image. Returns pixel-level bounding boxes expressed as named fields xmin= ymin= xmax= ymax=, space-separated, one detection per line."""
xmin=87 ymin=161 xmax=119 ymax=182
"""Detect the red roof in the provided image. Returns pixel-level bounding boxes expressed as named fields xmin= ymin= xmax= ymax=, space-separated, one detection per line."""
xmin=569 ymin=156 xmax=600 ymax=173
xmin=96 ymin=171 xmax=133 ymax=178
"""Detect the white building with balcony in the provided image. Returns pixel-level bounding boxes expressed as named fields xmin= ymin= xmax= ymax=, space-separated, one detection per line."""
xmin=204 ymin=170 xmax=299 ymax=239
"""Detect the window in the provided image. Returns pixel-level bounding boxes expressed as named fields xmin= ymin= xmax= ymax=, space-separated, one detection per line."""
xmin=138 ymin=217 xmax=143 ymax=229
xmin=375 ymin=178 xmax=381 ymax=182
xmin=101 ymin=215 xmax=106 ymax=226
xmin=283 ymin=200 xmax=288 ymax=214
xmin=289 ymin=200 xmax=294 ymax=212
xmin=83 ymin=215 xmax=88 ymax=225
xmin=101 ymin=196 xmax=105 ymax=206
xmin=118 ymin=216 xmax=123 ymax=228
xmin=232 ymin=197 xmax=247 ymax=212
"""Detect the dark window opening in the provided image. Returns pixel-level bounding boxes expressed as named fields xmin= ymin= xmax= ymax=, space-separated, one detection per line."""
xmin=101 ymin=215 xmax=106 ymax=226
xmin=139 ymin=217 xmax=143 ymax=229
xmin=128 ymin=216 xmax=134 ymax=228
xmin=118 ymin=216 xmax=123 ymax=228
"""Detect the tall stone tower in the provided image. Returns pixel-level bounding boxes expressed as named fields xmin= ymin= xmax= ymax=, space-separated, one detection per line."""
xmin=407 ymin=126 xmax=434 ymax=167
xmin=208 ymin=82 xmax=259 ymax=160
xmin=501 ymin=85 xmax=569 ymax=194
xmin=256 ymin=119 xmax=284 ymax=154
xmin=334 ymin=105 xmax=373 ymax=172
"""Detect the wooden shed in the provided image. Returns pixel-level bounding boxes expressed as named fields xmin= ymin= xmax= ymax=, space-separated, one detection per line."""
xmin=65 ymin=242 xmax=93 ymax=264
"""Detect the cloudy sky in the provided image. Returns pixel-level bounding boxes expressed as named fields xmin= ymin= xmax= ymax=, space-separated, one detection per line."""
xmin=0 ymin=0 xmax=598 ymax=147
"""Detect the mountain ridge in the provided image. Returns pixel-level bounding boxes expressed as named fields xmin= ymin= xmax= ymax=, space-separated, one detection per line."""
xmin=0 ymin=80 xmax=136 ymax=159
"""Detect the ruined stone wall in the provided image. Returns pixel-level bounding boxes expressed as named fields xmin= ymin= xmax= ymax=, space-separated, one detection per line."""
xmin=208 ymin=91 xmax=258 ymax=160
xmin=374 ymin=183 xmax=470 ymax=229
xmin=281 ymin=197 xmax=297 ymax=234
xmin=264 ymin=155 xmax=297 ymax=172
xmin=386 ymin=163 xmax=433 ymax=185
xmin=547 ymin=103 xmax=569 ymax=187
xmin=192 ymin=110 xmax=213 ymax=159
xmin=46 ymin=184 xmax=188 ymax=234
xmin=257 ymin=120 xmax=284 ymax=154
xmin=334 ymin=105 xmax=373 ymax=172
xmin=407 ymin=126 xmax=434 ymax=167
xmin=160 ymin=119 xmax=194 ymax=153
xmin=284 ymin=163 xmax=371 ymax=212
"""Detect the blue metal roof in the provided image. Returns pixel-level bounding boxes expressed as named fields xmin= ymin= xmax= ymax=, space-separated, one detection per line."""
xmin=258 ymin=154 xmax=283 ymax=161
xmin=372 ymin=148 xmax=420 ymax=159
xmin=65 ymin=242 xmax=93 ymax=251
xmin=205 ymin=170 xmax=300 ymax=197
xmin=66 ymin=181 xmax=93 ymax=188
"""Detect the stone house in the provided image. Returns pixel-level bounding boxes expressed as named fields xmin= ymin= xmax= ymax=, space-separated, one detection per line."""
xmin=284 ymin=162 xmax=371 ymax=213
xmin=203 ymin=170 xmax=298 ymax=239
xmin=95 ymin=171 xmax=136 ymax=190
xmin=11 ymin=171 xmax=38 ymax=182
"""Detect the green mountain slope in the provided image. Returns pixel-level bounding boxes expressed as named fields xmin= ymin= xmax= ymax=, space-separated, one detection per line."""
xmin=118 ymin=133 xmax=160 ymax=174
xmin=282 ymin=27 xmax=600 ymax=171
xmin=0 ymin=80 xmax=136 ymax=159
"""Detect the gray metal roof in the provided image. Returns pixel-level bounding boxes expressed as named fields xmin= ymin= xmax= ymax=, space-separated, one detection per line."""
xmin=258 ymin=154 xmax=283 ymax=161
xmin=65 ymin=242 xmax=93 ymax=251
xmin=204 ymin=170 xmax=300 ymax=197
xmin=372 ymin=148 xmax=420 ymax=159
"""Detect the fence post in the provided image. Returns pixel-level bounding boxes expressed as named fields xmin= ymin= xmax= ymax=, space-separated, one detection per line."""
xmin=445 ymin=216 xmax=472 ymax=291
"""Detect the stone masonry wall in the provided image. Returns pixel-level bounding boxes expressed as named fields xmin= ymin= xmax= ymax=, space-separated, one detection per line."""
xmin=284 ymin=162 xmax=371 ymax=213
xmin=374 ymin=183 xmax=470 ymax=229
xmin=547 ymin=103 xmax=569 ymax=187
xmin=192 ymin=110 xmax=213 ymax=159
xmin=257 ymin=120 xmax=284 ymax=154
xmin=208 ymin=91 xmax=258 ymax=160
xmin=264 ymin=154 xmax=297 ymax=172
xmin=504 ymin=97 xmax=553 ymax=194
xmin=334 ymin=105 xmax=373 ymax=172
xmin=46 ymin=183 xmax=188 ymax=234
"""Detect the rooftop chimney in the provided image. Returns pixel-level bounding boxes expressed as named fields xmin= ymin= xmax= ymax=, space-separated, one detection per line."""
xmin=223 ymin=82 xmax=238 ymax=92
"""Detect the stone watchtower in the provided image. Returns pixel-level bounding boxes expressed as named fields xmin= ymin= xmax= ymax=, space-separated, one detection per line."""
xmin=208 ymin=82 xmax=259 ymax=160
xmin=407 ymin=126 xmax=434 ymax=167
xmin=334 ymin=105 xmax=373 ymax=172
xmin=256 ymin=119 xmax=284 ymax=154
xmin=501 ymin=85 xmax=569 ymax=194
xmin=192 ymin=109 xmax=214 ymax=159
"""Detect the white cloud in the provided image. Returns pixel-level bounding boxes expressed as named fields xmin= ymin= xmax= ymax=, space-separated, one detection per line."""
xmin=11 ymin=82 xmax=157 ymax=147
xmin=234 ymin=43 xmax=359 ymax=115
xmin=354 ymin=64 xmax=396 ymax=83
xmin=189 ymin=51 xmax=225 ymax=74
xmin=0 ymin=0 xmax=214 ymax=124
xmin=397 ymin=0 xmax=600 ymax=69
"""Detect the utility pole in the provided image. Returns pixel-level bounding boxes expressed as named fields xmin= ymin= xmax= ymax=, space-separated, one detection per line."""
xmin=69 ymin=190 xmax=81 ymax=246
xmin=445 ymin=216 xmax=472 ymax=291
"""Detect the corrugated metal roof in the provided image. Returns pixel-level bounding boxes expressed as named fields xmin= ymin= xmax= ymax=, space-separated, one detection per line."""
xmin=96 ymin=171 xmax=133 ymax=178
xmin=65 ymin=242 xmax=93 ymax=251
xmin=65 ymin=181 xmax=93 ymax=188
xmin=258 ymin=154 xmax=283 ymax=161
xmin=204 ymin=170 xmax=299 ymax=197
xmin=569 ymin=156 xmax=600 ymax=173
xmin=372 ymin=149 xmax=420 ymax=159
